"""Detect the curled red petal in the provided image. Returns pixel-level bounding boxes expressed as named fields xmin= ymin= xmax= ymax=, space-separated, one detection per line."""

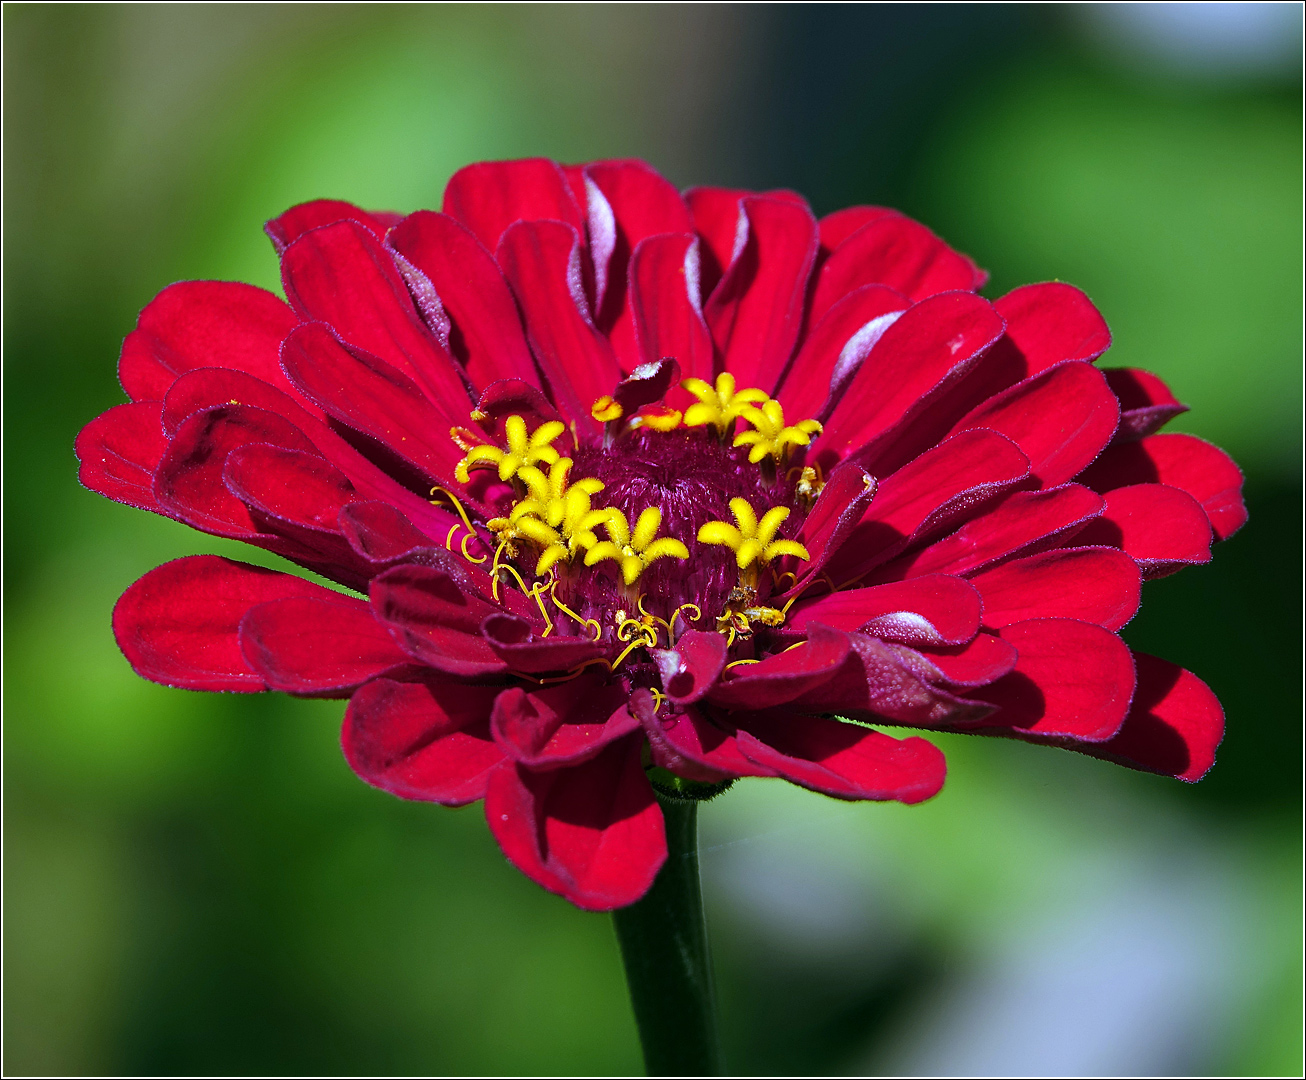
xmin=1103 ymin=367 xmax=1189 ymax=442
xmin=969 ymin=618 xmax=1135 ymax=741
xmin=786 ymin=632 xmax=992 ymax=727
xmin=707 ymin=624 xmax=851 ymax=710
xmin=684 ymin=186 xmax=748 ymax=297
xmin=342 ymin=677 xmax=503 ymax=805
xmin=1077 ymin=432 xmax=1247 ymax=541
xmin=76 ymin=401 xmax=168 ymax=514
xmin=814 ymin=291 xmax=1006 ymax=467
xmin=704 ymin=194 xmax=819 ymax=394
xmin=496 ymin=220 xmax=622 ymax=436
xmin=489 ymin=674 xmax=637 ymax=769
xmin=279 ymin=322 xmax=468 ymax=493
xmin=585 ymin=159 xmax=694 ymax=366
xmin=628 ymin=233 xmax=715 ymax=385
xmin=970 ymin=546 xmax=1141 ymax=631
xmin=816 ymin=205 xmax=900 ymax=253
xmin=280 ymin=220 xmax=472 ymax=411
xmin=776 ymin=284 xmax=909 ymax=423
xmin=386 ymin=210 xmax=540 ymax=391
xmin=266 ymin=198 xmax=396 ymax=253
xmin=735 ymin=714 xmax=946 ymax=803
xmin=480 ymin=613 xmax=608 ymax=675
xmin=443 ymin=157 xmax=583 ymax=253
xmin=113 ymin=555 xmax=346 ymax=691
xmin=484 ymin=738 xmax=665 ymax=911
xmin=792 ymin=459 xmax=878 ymax=588
xmin=240 ymin=596 xmax=413 ymax=696
xmin=652 ymin=629 xmax=728 ymax=706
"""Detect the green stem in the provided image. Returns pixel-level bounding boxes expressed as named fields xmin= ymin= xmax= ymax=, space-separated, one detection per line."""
xmin=613 ymin=794 xmax=723 ymax=1076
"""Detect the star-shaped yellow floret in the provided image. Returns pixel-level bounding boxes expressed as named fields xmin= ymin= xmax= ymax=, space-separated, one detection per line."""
xmin=682 ymin=373 xmax=770 ymax=435
xmin=489 ymin=459 xmax=608 ymax=576
xmin=697 ymin=498 xmax=810 ymax=569
xmin=454 ymin=414 xmax=566 ymax=484
xmin=584 ymin=507 xmax=690 ymax=586
xmin=733 ymin=399 xmax=822 ymax=464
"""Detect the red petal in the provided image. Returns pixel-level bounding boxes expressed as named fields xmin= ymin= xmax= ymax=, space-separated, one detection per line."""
xmin=970 ymin=618 xmax=1135 ymax=740
xmin=280 ymin=323 xmax=468 ymax=492
xmin=154 ymin=404 xmax=317 ymax=539
xmin=708 ymin=624 xmax=851 ymax=711
xmin=585 ymin=160 xmax=693 ymax=366
xmin=443 ymin=158 xmax=583 ymax=253
xmin=157 ymin=366 xmax=472 ymax=547
xmin=817 ymin=206 xmax=900 ymax=252
xmin=239 ymin=596 xmax=412 ymax=696
xmin=338 ymin=501 xmax=437 ymax=564
xmin=265 ymin=199 xmax=396 ymax=253
xmin=1075 ymin=652 xmax=1223 ymax=782
xmin=117 ymin=281 xmax=300 ymax=404
xmin=1074 ymin=483 xmax=1213 ymax=579
xmin=786 ymin=632 xmax=992 ymax=726
xmin=951 ymin=360 xmax=1120 ymax=488
xmin=992 ymin=282 xmax=1112 ymax=374
xmin=684 ymin=186 xmax=748 ymax=296
xmin=484 ymin=738 xmax=665 ymax=911
xmin=814 ymin=291 xmax=1006 ymax=466
xmin=971 ymin=547 xmax=1141 ymax=631
xmin=703 ymin=194 xmax=819 ymax=394
xmin=480 ymin=613 xmax=608 ymax=675
xmin=280 ymin=220 xmax=472 ymax=411
xmin=1077 ymin=433 xmax=1246 ymax=541
xmin=113 ymin=555 xmax=345 ymax=691
xmin=789 ymin=576 xmax=982 ymax=645
xmin=776 ymin=285 xmax=909 ymax=423
xmin=76 ymin=402 xmax=168 ymax=514
xmin=490 ymin=674 xmax=637 ymax=769
xmin=809 ymin=214 xmax=984 ymax=325
xmin=884 ymin=483 xmax=1104 ymax=580
xmin=1103 ymin=368 xmax=1188 ymax=441
xmin=342 ymin=677 xmax=503 ymax=805
xmin=736 ymin=715 xmax=946 ymax=803
xmin=651 ymin=630 xmax=728 ymax=705
xmin=792 ymin=459 xmax=879 ymax=588
xmin=628 ymin=233 xmax=715 ymax=384
xmin=496 ymin=221 xmax=622 ymax=436
xmin=641 ymin=701 xmax=773 ymax=782
xmin=824 ymin=429 xmax=1032 ymax=587
xmin=370 ymin=564 xmax=509 ymax=677
xmin=386 ymin=211 xmax=540 ymax=391
xmin=223 ymin=443 xmax=355 ymax=532
xmin=912 ymin=632 xmax=1019 ymax=687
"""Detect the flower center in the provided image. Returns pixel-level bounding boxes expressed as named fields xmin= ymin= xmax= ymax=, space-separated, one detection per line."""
xmin=447 ymin=374 xmax=825 ymax=682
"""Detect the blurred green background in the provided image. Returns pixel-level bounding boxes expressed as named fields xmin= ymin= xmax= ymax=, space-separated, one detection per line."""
xmin=4 ymin=4 xmax=1301 ymax=1075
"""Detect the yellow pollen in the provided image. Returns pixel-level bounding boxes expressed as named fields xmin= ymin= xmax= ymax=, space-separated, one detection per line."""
xmin=453 ymin=413 xmax=567 ymax=484
xmin=681 ymin=373 xmax=770 ymax=435
xmin=697 ymin=498 xmax=810 ymax=570
xmin=584 ymin=506 xmax=690 ymax=586
xmin=733 ymin=399 xmax=822 ymax=465
xmin=591 ymin=395 xmax=623 ymax=423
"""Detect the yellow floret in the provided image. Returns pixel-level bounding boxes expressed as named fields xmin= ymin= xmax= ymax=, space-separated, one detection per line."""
xmin=584 ymin=506 xmax=690 ymax=586
xmin=453 ymin=414 xmax=567 ymax=484
xmin=696 ymin=497 xmax=810 ymax=570
xmin=732 ymin=399 xmax=822 ymax=465
xmin=681 ymin=373 xmax=770 ymax=435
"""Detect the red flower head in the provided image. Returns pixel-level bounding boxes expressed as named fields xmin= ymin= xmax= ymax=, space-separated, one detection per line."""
xmin=78 ymin=158 xmax=1246 ymax=910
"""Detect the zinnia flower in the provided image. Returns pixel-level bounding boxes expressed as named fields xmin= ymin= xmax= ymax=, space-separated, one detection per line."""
xmin=77 ymin=157 xmax=1246 ymax=911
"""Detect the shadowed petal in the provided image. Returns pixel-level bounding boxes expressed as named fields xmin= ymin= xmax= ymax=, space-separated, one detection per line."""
xmin=75 ymin=402 xmax=169 ymax=514
xmin=490 ymin=673 xmax=637 ymax=769
xmin=444 ymin=157 xmax=583 ymax=253
xmin=970 ymin=547 xmax=1141 ymax=631
xmin=1074 ymin=483 xmax=1213 ymax=579
xmin=265 ymin=198 xmax=399 ymax=253
xmin=484 ymin=737 xmax=665 ymax=911
xmin=113 ymin=555 xmax=348 ymax=691
xmin=342 ymin=677 xmax=503 ymax=805
xmin=789 ymin=576 xmax=982 ymax=645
